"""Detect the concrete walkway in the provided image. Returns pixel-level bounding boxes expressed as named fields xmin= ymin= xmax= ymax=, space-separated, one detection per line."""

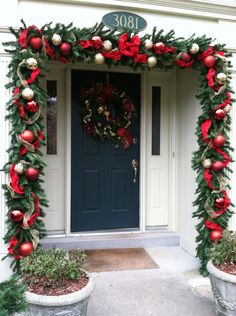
xmin=87 ymin=246 xmax=215 ymax=316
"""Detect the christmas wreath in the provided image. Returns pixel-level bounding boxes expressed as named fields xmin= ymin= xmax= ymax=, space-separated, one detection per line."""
xmin=79 ymin=83 xmax=137 ymax=149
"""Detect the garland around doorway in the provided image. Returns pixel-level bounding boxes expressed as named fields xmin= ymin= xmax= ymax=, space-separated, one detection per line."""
xmin=2 ymin=20 xmax=234 ymax=274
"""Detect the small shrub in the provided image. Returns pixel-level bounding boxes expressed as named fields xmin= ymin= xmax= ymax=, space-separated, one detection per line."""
xmin=210 ymin=230 xmax=236 ymax=266
xmin=0 ymin=274 xmax=27 ymax=316
xmin=20 ymin=247 xmax=87 ymax=289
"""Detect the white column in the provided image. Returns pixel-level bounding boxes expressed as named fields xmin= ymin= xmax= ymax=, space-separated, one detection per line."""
xmin=0 ymin=56 xmax=13 ymax=281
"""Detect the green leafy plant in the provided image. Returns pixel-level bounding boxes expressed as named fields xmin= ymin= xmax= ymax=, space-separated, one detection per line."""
xmin=20 ymin=247 xmax=87 ymax=289
xmin=210 ymin=230 xmax=236 ymax=266
xmin=0 ymin=274 xmax=27 ymax=316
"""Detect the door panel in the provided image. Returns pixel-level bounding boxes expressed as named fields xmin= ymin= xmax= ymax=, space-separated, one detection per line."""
xmin=71 ymin=70 xmax=140 ymax=232
xmin=42 ymin=69 xmax=65 ymax=232
xmin=145 ymin=75 xmax=170 ymax=227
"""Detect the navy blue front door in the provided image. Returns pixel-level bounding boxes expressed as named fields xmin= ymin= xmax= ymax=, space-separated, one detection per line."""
xmin=71 ymin=70 xmax=140 ymax=232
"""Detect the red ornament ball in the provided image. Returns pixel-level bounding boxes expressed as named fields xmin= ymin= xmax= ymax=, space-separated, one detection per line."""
xmin=203 ymin=55 xmax=216 ymax=68
xmin=212 ymin=134 xmax=225 ymax=147
xmin=10 ymin=209 xmax=24 ymax=222
xmin=210 ymin=230 xmax=222 ymax=242
xmin=20 ymin=130 xmax=34 ymax=143
xmin=59 ymin=42 xmax=72 ymax=56
xmin=180 ymin=53 xmax=192 ymax=63
xmin=29 ymin=37 xmax=42 ymax=51
xmin=26 ymin=100 xmax=39 ymax=113
xmin=214 ymin=197 xmax=225 ymax=208
xmin=25 ymin=167 xmax=39 ymax=181
xmin=212 ymin=161 xmax=224 ymax=172
xmin=18 ymin=242 xmax=34 ymax=257
xmin=91 ymin=36 xmax=103 ymax=50
xmin=214 ymin=109 xmax=226 ymax=120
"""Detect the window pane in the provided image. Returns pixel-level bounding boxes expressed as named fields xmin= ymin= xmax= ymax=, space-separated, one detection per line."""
xmin=47 ymin=80 xmax=57 ymax=155
xmin=152 ymin=86 xmax=161 ymax=155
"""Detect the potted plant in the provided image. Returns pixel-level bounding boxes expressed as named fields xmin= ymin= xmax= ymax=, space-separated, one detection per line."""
xmin=207 ymin=230 xmax=236 ymax=316
xmin=0 ymin=274 xmax=27 ymax=316
xmin=20 ymin=247 xmax=94 ymax=316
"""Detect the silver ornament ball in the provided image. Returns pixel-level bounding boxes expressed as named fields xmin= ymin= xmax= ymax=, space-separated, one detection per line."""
xmin=202 ymin=159 xmax=212 ymax=168
xmin=94 ymin=53 xmax=105 ymax=65
xmin=144 ymin=39 xmax=153 ymax=50
xmin=189 ymin=43 xmax=199 ymax=54
xmin=103 ymin=40 xmax=112 ymax=52
xmin=14 ymin=162 xmax=24 ymax=174
xmin=216 ymin=73 xmax=227 ymax=85
xmin=22 ymin=87 xmax=34 ymax=101
xmin=26 ymin=58 xmax=38 ymax=70
xmin=51 ymin=33 xmax=62 ymax=46
xmin=147 ymin=56 xmax=157 ymax=68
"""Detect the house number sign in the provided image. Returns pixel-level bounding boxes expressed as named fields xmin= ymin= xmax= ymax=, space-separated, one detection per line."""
xmin=102 ymin=11 xmax=147 ymax=32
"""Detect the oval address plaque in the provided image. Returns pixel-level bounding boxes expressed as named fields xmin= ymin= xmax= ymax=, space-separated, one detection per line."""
xmin=102 ymin=11 xmax=147 ymax=32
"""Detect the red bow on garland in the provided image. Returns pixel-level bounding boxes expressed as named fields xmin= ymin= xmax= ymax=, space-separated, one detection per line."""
xmin=205 ymin=218 xmax=222 ymax=232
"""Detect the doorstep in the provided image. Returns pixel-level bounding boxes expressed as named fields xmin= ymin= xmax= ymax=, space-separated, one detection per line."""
xmin=41 ymin=231 xmax=180 ymax=250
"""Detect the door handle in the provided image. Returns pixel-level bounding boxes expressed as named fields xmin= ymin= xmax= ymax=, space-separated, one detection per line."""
xmin=132 ymin=159 xmax=138 ymax=183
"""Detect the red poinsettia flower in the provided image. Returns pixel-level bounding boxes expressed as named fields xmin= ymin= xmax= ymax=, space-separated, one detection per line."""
xmin=102 ymin=50 xmax=122 ymax=61
xmin=134 ymin=54 xmax=148 ymax=63
xmin=123 ymin=100 xmax=135 ymax=112
xmin=117 ymin=128 xmax=126 ymax=137
xmin=78 ymin=40 xmax=93 ymax=48
xmin=103 ymin=84 xmax=114 ymax=97
xmin=118 ymin=33 xmax=140 ymax=57
xmin=84 ymin=122 xmax=95 ymax=135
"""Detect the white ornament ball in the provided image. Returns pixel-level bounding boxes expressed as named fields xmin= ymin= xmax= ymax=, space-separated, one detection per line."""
xmin=202 ymin=159 xmax=212 ymax=169
xmin=51 ymin=33 xmax=62 ymax=46
xmin=147 ymin=56 xmax=157 ymax=68
xmin=224 ymin=104 xmax=232 ymax=113
xmin=94 ymin=53 xmax=105 ymax=65
xmin=26 ymin=58 xmax=38 ymax=70
xmin=144 ymin=39 xmax=153 ymax=50
xmin=189 ymin=43 xmax=199 ymax=54
xmin=14 ymin=162 xmax=24 ymax=174
xmin=103 ymin=40 xmax=112 ymax=52
xmin=22 ymin=87 xmax=34 ymax=101
xmin=216 ymin=73 xmax=227 ymax=85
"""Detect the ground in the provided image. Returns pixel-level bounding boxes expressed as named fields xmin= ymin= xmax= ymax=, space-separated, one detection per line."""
xmin=87 ymin=247 xmax=215 ymax=316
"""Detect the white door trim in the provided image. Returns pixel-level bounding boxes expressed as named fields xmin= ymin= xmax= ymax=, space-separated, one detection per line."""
xmin=49 ymin=63 xmax=177 ymax=236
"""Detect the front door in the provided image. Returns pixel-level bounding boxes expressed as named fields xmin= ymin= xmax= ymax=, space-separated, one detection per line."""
xmin=71 ymin=70 xmax=140 ymax=232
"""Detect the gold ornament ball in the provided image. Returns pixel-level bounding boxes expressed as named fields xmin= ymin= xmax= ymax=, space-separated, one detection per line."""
xmin=94 ymin=53 xmax=105 ymax=65
xmin=144 ymin=39 xmax=153 ymax=50
xmin=147 ymin=56 xmax=157 ymax=68
xmin=103 ymin=40 xmax=112 ymax=52
xmin=14 ymin=162 xmax=24 ymax=174
xmin=224 ymin=104 xmax=232 ymax=113
xmin=26 ymin=57 xmax=38 ymax=70
xmin=22 ymin=87 xmax=34 ymax=101
xmin=98 ymin=106 xmax=104 ymax=114
xmin=216 ymin=73 xmax=227 ymax=85
xmin=189 ymin=43 xmax=199 ymax=54
xmin=202 ymin=159 xmax=212 ymax=168
xmin=51 ymin=33 xmax=62 ymax=46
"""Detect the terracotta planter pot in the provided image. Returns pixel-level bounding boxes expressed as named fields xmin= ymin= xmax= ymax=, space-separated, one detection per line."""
xmin=25 ymin=274 xmax=94 ymax=316
xmin=207 ymin=260 xmax=236 ymax=316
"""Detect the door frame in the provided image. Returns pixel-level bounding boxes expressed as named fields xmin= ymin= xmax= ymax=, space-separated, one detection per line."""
xmin=61 ymin=63 xmax=177 ymax=236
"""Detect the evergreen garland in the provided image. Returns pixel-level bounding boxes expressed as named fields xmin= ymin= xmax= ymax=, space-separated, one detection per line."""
xmin=0 ymin=274 xmax=27 ymax=316
xmin=2 ymin=20 xmax=234 ymax=275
